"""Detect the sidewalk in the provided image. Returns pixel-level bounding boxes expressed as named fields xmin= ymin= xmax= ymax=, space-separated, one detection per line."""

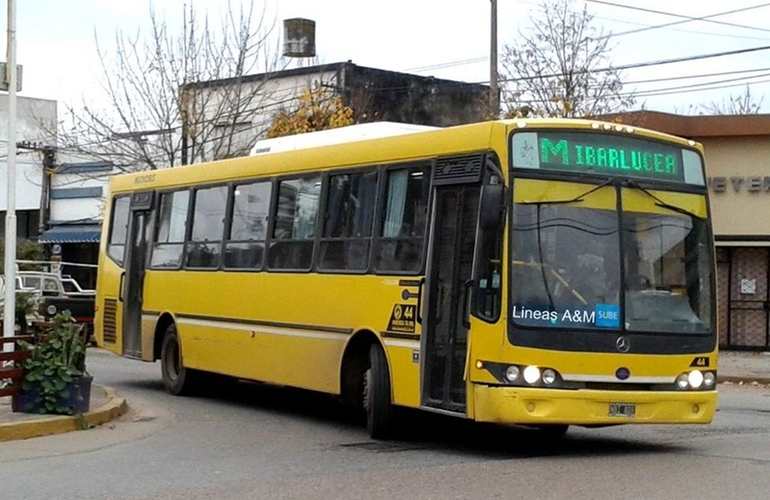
xmin=0 ymin=351 xmax=767 ymax=442
xmin=716 ymin=350 xmax=770 ymax=385
xmin=0 ymin=384 xmax=127 ymax=442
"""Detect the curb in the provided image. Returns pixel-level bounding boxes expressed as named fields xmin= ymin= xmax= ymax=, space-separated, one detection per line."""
xmin=719 ymin=376 xmax=770 ymax=386
xmin=0 ymin=385 xmax=128 ymax=442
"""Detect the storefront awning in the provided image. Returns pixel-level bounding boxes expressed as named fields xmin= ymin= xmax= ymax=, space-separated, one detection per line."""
xmin=39 ymin=224 xmax=102 ymax=244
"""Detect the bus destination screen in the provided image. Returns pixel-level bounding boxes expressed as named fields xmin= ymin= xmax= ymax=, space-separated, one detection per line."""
xmin=511 ymin=130 xmax=704 ymax=184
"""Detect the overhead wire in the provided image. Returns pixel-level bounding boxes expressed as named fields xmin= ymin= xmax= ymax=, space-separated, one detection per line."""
xmin=584 ymin=0 xmax=770 ymax=34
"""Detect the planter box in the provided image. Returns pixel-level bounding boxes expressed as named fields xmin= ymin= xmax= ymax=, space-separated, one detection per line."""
xmin=16 ymin=375 xmax=93 ymax=415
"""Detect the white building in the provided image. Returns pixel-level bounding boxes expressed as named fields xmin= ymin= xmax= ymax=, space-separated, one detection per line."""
xmin=0 ymin=95 xmax=56 ymax=239
xmin=1 ymin=96 xmax=116 ymax=288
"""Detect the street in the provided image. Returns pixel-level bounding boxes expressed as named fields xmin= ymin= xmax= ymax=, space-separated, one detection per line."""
xmin=1 ymin=348 xmax=770 ymax=500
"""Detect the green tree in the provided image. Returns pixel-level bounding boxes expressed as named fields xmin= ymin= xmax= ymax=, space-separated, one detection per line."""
xmin=500 ymin=0 xmax=634 ymax=118
xmin=0 ymin=239 xmax=45 ymax=274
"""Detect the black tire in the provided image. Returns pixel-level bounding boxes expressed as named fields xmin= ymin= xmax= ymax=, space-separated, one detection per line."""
xmin=364 ymin=343 xmax=394 ymax=439
xmin=160 ymin=323 xmax=201 ymax=396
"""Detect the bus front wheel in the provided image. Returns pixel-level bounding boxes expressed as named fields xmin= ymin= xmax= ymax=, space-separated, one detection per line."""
xmin=161 ymin=324 xmax=201 ymax=396
xmin=364 ymin=343 xmax=394 ymax=439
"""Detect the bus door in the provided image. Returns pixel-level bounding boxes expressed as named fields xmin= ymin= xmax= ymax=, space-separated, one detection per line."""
xmin=422 ymin=156 xmax=483 ymax=414
xmin=122 ymin=192 xmax=154 ymax=358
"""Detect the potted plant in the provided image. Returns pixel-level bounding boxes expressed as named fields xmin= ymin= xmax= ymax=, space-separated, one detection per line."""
xmin=16 ymin=311 xmax=92 ymax=415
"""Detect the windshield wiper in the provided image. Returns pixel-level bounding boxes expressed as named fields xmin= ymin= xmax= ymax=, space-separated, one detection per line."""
xmin=625 ymin=180 xmax=705 ymax=221
xmin=519 ymin=178 xmax=614 ymax=206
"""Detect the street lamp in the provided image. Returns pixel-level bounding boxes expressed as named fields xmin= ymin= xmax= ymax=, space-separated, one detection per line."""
xmin=3 ymin=0 xmax=18 ymax=343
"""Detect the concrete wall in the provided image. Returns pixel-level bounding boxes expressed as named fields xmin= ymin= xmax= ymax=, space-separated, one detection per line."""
xmin=186 ymin=62 xmax=490 ymax=163
xmin=703 ymin=136 xmax=770 ymax=238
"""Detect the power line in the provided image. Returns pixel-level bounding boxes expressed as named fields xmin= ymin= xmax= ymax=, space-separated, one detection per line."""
xmin=404 ymin=3 xmax=770 ymax=78
xmin=603 ymin=2 xmax=770 ymax=39
xmin=628 ymin=77 xmax=770 ymax=99
xmin=499 ymin=44 xmax=770 ymax=84
xmin=585 ymin=0 xmax=770 ymax=34
xmin=623 ymin=66 xmax=770 ymax=86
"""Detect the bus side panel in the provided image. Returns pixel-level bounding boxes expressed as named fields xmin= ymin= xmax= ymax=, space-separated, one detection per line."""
xmin=384 ymin=342 xmax=421 ymax=408
xmin=95 ymin=256 xmax=125 ymax=355
xmin=141 ymin=271 xmax=421 ymax=403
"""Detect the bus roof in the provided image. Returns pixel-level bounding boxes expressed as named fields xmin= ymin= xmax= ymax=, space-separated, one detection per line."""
xmin=107 ymin=119 xmax=703 ymax=193
xmin=249 ymin=122 xmax=439 ymax=155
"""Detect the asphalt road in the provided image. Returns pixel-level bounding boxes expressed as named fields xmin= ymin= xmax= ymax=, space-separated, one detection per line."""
xmin=2 ymin=348 xmax=770 ymax=500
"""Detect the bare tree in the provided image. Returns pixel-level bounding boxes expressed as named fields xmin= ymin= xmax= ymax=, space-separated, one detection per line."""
xmin=701 ymin=85 xmax=765 ymax=115
xmin=50 ymin=1 xmax=284 ymax=171
xmin=500 ymin=0 xmax=634 ymax=118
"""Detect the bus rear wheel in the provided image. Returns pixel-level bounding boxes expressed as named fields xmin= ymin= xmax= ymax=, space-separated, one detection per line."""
xmin=161 ymin=323 xmax=201 ymax=396
xmin=363 ymin=343 xmax=394 ymax=439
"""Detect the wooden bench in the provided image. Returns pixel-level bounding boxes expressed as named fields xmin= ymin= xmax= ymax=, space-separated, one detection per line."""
xmin=0 ymin=334 xmax=35 ymax=412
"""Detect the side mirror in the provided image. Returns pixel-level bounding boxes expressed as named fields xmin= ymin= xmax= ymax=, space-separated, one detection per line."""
xmin=479 ymin=184 xmax=506 ymax=230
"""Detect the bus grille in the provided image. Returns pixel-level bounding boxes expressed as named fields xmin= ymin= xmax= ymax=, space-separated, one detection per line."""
xmin=434 ymin=154 xmax=484 ymax=185
xmin=584 ymin=382 xmax=653 ymax=391
xmin=102 ymin=299 xmax=117 ymax=344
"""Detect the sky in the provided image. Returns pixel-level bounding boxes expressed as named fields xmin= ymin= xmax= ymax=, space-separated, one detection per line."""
xmin=3 ymin=0 xmax=770 ymax=115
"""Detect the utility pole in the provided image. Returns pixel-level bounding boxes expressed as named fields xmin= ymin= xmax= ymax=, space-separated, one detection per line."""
xmin=17 ymin=141 xmax=56 ymax=236
xmin=3 ymin=0 xmax=18 ymax=343
xmin=490 ymin=0 xmax=499 ymax=118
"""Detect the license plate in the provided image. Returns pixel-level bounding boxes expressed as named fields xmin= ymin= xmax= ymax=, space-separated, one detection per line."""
xmin=609 ymin=403 xmax=636 ymax=417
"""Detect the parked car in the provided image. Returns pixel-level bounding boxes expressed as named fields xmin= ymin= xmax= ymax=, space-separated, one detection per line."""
xmin=1 ymin=264 xmax=96 ymax=339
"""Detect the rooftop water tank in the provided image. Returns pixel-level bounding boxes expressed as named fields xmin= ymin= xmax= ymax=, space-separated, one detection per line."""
xmin=283 ymin=18 xmax=316 ymax=57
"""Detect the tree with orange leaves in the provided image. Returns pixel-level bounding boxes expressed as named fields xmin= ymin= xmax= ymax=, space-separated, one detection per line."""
xmin=267 ymin=84 xmax=356 ymax=138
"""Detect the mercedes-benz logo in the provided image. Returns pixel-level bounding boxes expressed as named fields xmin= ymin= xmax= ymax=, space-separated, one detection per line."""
xmin=616 ymin=336 xmax=630 ymax=353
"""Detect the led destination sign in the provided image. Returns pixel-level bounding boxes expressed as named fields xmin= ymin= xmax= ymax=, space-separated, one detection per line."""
xmin=511 ymin=131 xmax=696 ymax=183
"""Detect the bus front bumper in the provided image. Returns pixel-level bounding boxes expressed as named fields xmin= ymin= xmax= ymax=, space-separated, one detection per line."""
xmin=473 ymin=384 xmax=717 ymax=425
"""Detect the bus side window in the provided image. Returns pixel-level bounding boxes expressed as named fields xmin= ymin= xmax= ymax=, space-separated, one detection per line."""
xmin=267 ymin=176 xmax=321 ymax=271
xmin=150 ymin=190 xmax=190 ymax=269
xmin=107 ymin=195 xmax=131 ymax=266
xmin=224 ymin=181 xmax=271 ymax=270
xmin=374 ymin=165 xmax=430 ymax=273
xmin=185 ymin=185 xmax=227 ymax=269
xmin=318 ymin=170 xmax=377 ymax=272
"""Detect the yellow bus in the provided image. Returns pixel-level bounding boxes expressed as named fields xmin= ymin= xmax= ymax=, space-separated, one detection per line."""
xmin=95 ymin=119 xmax=718 ymax=438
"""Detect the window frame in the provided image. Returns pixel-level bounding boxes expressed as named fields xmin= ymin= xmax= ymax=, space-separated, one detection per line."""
xmin=183 ymin=182 xmax=230 ymax=271
xmin=106 ymin=194 xmax=132 ymax=267
xmin=149 ymin=188 xmax=192 ymax=270
xmin=222 ymin=178 xmax=275 ymax=272
xmin=316 ymin=166 xmax=380 ymax=275
xmin=265 ymin=173 xmax=323 ymax=273
xmin=372 ymin=161 xmax=434 ymax=276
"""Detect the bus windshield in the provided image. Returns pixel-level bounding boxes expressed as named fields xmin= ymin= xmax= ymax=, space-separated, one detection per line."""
xmin=510 ymin=179 xmax=713 ymax=334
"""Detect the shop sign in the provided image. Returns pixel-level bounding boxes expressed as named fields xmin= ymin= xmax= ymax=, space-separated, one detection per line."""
xmin=708 ymin=176 xmax=770 ymax=193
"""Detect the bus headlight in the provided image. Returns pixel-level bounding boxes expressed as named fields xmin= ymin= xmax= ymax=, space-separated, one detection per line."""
xmin=542 ymin=369 xmax=557 ymax=385
xmin=676 ymin=370 xmax=713 ymax=390
xmin=523 ymin=366 xmax=541 ymax=384
xmin=688 ymin=370 xmax=704 ymax=389
xmin=505 ymin=365 xmax=520 ymax=382
xmin=47 ymin=304 xmax=57 ymax=316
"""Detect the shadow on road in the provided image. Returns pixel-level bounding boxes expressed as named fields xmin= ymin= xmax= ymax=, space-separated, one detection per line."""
xmin=118 ymin=374 xmax=683 ymax=459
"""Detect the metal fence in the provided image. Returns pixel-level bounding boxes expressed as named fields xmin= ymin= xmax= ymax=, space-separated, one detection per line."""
xmin=717 ymin=247 xmax=770 ymax=350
